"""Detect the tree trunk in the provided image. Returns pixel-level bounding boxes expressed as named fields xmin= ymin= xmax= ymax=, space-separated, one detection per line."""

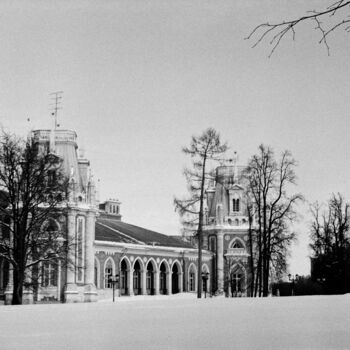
xmin=12 ymin=268 xmax=24 ymax=305
xmin=197 ymin=154 xmax=207 ymax=299
xmin=248 ymin=207 xmax=255 ymax=297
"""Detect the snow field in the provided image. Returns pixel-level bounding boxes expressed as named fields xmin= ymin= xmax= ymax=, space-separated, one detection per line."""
xmin=0 ymin=294 xmax=349 ymax=350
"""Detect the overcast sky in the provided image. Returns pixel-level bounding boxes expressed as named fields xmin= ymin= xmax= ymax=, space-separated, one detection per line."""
xmin=1 ymin=0 xmax=350 ymax=276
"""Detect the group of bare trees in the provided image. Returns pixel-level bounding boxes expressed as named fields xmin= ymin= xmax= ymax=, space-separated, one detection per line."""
xmin=0 ymin=131 xmax=69 ymax=304
xmin=175 ymin=129 xmax=302 ymax=298
xmin=310 ymin=194 xmax=350 ymax=293
xmin=244 ymin=145 xmax=303 ymax=297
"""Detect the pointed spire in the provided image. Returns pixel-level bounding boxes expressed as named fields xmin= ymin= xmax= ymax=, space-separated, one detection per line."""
xmin=233 ymin=151 xmax=238 ymax=182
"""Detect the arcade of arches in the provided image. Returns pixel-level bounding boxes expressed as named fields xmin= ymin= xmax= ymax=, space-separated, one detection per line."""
xmin=94 ymin=250 xmax=213 ymax=296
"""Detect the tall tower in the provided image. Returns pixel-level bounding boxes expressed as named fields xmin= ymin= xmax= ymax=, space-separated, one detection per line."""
xmin=32 ymin=129 xmax=98 ymax=302
xmin=203 ymin=157 xmax=251 ymax=296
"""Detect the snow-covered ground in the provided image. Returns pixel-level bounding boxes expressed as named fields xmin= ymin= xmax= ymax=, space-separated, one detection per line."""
xmin=1 ymin=294 xmax=350 ymax=350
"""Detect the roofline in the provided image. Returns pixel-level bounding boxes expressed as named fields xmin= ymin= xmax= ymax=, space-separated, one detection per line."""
xmin=94 ymin=240 xmax=212 ymax=256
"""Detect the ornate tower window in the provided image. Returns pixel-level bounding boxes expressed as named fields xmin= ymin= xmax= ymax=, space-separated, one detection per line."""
xmin=232 ymin=198 xmax=240 ymax=212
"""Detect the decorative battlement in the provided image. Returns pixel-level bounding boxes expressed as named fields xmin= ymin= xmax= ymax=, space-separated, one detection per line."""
xmin=32 ymin=129 xmax=78 ymax=148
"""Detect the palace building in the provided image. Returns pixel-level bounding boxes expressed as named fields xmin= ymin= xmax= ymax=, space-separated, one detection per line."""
xmin=0 ymin=129 xmax=253 ymax=303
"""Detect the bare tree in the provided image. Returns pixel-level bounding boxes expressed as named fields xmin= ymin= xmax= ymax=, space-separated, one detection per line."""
xmin=0 ymin=131 xmax=69 ymax=304
xmin=174 ymin=128 xmax=227 ymax=298
xmin=244 ymin=145 xmax=302 ymax=296
xmin=246 ymin=1 xmax=350 ymax=56
xmin=310 ymin=193 xmax=350 ymax=293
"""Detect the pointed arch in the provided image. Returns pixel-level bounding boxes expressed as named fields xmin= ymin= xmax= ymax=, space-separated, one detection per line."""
xmin=120 ymin=256 xmax=131 ymax=296
xmin=41 ymin=217 xmax=61 ymax=232
xmin=201 ymin=263 xmax=210 ymax=295
xmin=159 ymin=259 xmax=170 ymax=271
xmin=146 ymin=258 xmax=157 ymax=295
xmin=171 ymin=259 xmax=183 ymax=274
xmin=132 ymin=258 xmax=143 ymax=295
xmin=103 ymin=257 xmax=115 ymax=289
xmin=146 ymin=257 xmax=158 ymax=272
xmin=132 ymin=257 xmax=145 ymax=271
xmin=119 ymin=256 xmax=131 ymax=270
xmin=229 ymin=237 xmax=246 ymax=249
xmin=229 ymin=262 xmax=247 ymax=297
xmin=171 ymin=259 xmax=183 ymax=294
xmin=159 ymin=260 xmax=170 ymax=295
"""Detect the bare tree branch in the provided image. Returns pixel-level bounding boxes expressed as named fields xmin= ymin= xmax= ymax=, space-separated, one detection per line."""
xmin=246 ymin=1 xmax=350 ymax=56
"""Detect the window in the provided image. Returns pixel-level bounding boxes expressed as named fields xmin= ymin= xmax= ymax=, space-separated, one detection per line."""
xmin=232 ymin=240 xmax=243 ymax=249
xmin=133 ymin=261 xmax=141 ymax=293
xmin=48 ymin=170 xmax=56 ymax=187
xmin=146 ymin=263 xmax=154 ymax=290
xmin=104 ymin=267 xmax=112 ymax=288
xmin=42 ymin=262 xmax=57 ymax=287
xmin=146 ymin=271 xmax=152 ymax=289
xmin=232 ymin=198 xmax=240 ymax=212
xmin=189 ymin=271 xmax=196 ymax=292
xmin=209 ymin=236 xmax=216 ymax=252
xmin=231 ymin=273 xmax=243 ymax=294
xmin=120 ymin=260 xmax=127 ymax=292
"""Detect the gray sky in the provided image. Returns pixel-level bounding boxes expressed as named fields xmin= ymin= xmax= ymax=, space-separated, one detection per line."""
xmin=1 ymin=0 xmax=350 ymax=276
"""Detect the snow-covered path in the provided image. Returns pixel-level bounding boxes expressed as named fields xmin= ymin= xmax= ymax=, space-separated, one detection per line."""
xmin=1 ymin=294 xmax=349 ymax=350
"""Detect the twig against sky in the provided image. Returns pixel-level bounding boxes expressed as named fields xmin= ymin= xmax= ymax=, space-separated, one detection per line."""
xmin=246 ymin=0 xmax=350 ymax=57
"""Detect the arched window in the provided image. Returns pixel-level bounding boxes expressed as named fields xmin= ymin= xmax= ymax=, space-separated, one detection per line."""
xmin=231 ymin=240 xmax=243 ymax=249
xmin=120 ymin=259 xmax=128 ymax=295
xmin=133 ymin=260 xmax=142 ymax=295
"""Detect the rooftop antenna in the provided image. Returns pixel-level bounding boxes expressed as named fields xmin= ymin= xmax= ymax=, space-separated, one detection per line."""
xmin=50 ymin=91 xmax=63 ymax=129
